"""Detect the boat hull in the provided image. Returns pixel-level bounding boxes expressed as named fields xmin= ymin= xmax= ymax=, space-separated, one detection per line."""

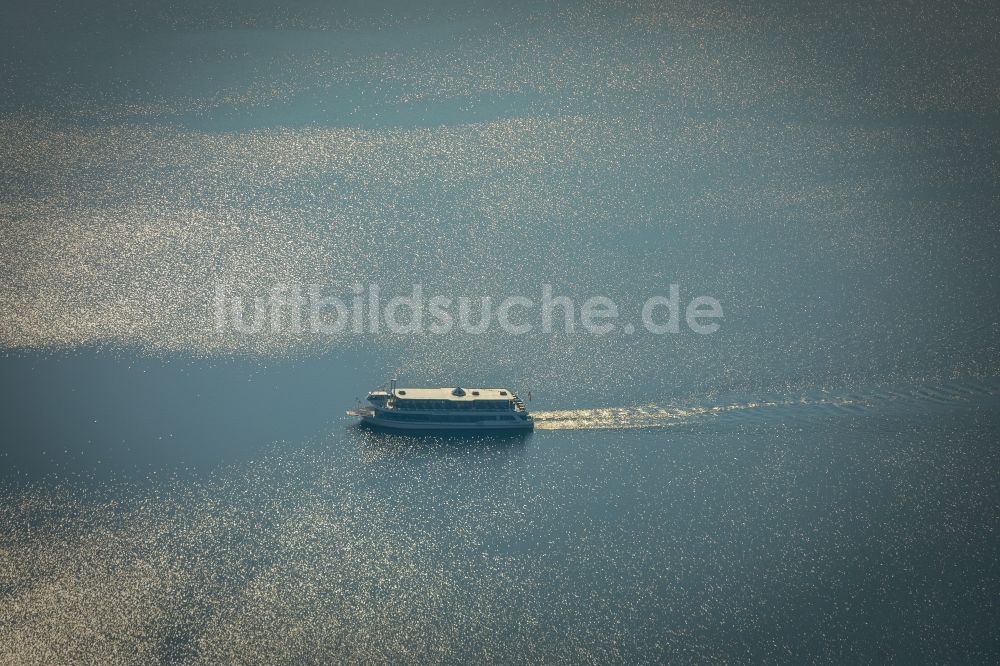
xmin=359 ymin=415 xmax=533 ymax=433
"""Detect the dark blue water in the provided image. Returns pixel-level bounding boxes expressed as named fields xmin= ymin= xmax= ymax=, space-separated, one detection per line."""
xmin=2 ymin=1 xmax=999 ymax=662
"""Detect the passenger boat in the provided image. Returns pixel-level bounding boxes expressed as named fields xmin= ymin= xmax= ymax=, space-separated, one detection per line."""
xmin=347 ymin=381 xmax=534 ymax=432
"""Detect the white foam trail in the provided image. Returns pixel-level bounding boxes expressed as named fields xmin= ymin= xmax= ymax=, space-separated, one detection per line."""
xmin=530 ymin=380 xmax=998 ymax=431
xmin=533 ymin=396 xmax=858 ymax=430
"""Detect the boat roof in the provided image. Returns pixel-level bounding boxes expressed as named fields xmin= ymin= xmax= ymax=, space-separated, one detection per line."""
xmin=388 ymin=387 xmax=514 ymax=401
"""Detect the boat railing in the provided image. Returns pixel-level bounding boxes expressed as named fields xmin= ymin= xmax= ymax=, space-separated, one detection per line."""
xmin=379 ymin=395 xmax=530 ymax=413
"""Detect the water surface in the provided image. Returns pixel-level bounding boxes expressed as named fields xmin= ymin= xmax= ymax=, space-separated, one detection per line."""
xmin=1 ymin=0 xmax=998 ymax=662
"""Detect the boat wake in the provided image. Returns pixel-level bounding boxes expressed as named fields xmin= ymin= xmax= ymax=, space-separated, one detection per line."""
xmin=531 ymin=379 xmax=999 ymax=431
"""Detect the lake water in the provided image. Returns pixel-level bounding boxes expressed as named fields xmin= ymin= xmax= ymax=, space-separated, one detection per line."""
xmin=2 ymin=1 xmax=998 ymax=662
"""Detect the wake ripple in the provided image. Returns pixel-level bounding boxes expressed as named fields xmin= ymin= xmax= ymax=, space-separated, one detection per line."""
xmin=531 ymin=379 xmax=999 ymax=431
